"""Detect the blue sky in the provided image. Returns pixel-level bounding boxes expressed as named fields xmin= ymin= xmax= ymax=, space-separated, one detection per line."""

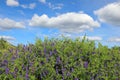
xmin=0 ymin=0 xmax=120 ymax=47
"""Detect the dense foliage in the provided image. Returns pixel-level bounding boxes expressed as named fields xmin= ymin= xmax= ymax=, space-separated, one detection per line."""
xmin=0 ymin=37 xmax=120 ymax=80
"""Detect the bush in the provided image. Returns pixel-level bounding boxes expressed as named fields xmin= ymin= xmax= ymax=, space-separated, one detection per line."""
xmin=0 ymin=37 xmax=120 ymax=80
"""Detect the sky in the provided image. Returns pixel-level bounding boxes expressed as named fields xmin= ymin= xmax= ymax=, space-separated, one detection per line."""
xmin=0 ymin=0 xmax=120 ymax=47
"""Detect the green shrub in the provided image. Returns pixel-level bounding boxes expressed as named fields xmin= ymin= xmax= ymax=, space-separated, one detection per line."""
xmin=0 ymin=37 xmax=120 ymax=80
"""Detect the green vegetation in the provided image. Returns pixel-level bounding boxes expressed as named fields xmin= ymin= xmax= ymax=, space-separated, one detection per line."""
xmin=0 ymin=37 xmax=120 ymax=80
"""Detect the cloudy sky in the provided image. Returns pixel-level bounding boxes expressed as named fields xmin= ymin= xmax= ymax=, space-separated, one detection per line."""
xmin=0 ymin=0 xmax=120 ymax=47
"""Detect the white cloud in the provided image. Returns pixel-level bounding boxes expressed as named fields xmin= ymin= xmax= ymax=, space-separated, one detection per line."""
xmin=48 ymin=3 xmax=63 ymax=10
xmin=0 ymin=18 xmax=25 ymax=30
xmin=39 ymin=0 xmax=63 ymax=10
xmin=94 ymin=2 xmax=120 ymax=26
xmin=80 ymin=36 xmax=102 ymax=41
xmin=6 ymin=0 xmax=36 ymax=9
xmin=0 ymin=36 xmax=15 ymax=41
xmin=29 ymin=3 xmax=36 ymax=9
xmin=108 ymin=37 xmax=120 ymax=42
xmin=39 ymin=0 xmax=46 ymax=4
xmin=29 ymin=12 xmax=100 ymax=33
xmin=6 ymin=0 xmax=19 ymax=6
xmin=21 ymin=3 xmax=36 ymax=9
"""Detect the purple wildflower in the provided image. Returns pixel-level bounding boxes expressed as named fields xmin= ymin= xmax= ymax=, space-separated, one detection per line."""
xmin=25 ymin=72 xmax=29 ymax=80
xmin=5 ymin=67 xmax=9 ymax=74
xmin=11 ymin=56 xmax=16 ymax=61
xmin=53 ymin=49 xmax=57 ymax=54
xmin=3 ymin=60 xmax=8 ymax=65
xmin=25 ymin=67 xmax=29 ymax=80
xmin=74 ymin=78 xmax=79 ymax=80
xmin=29 ymin=62 xmax=33 ymax=67
xmin=49 ymin=51 xmax=53 ymax=56
xmin=66 ymin=72 xmax=71 ymax=76
xmin=84 ymin=61 xmax=88 ymax=68
xmin=56 ymin=56 xmax=61 ymax=63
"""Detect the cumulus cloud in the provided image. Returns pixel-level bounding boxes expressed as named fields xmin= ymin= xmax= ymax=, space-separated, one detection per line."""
xmin=21 ymin=3 xmax=36 ymax=9
xmin=80 ymin=36 xmax=102 ymax=41
xmin=94 ymin=2 xmax=120 ymax=26
xmin=0 ymin=18 xmax=25 ymax=30
xmin=108 ymin=37 xmax=120 ymax=42
xmin=0 ymin=36 xmax=15 ymax=41
xmin=39 ymin=0 xmax=46 ymax=4
xmin=6 ymin=0 xmax=19 ymax=6
xmin=29 ymin=12 xmax=100 ymax=33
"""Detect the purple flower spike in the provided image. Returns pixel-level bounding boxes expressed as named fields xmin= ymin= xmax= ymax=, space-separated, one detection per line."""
xmin=84 ymin=61 xmax=88 ymax=68
xmin=25 ymin=67 xmax=29 ymax=80
xmin=56 ymin=57 xmax=61 ymax=63
xmin=25 ymin=72 xmax=29 ymax=80
xmin=5 ymin=67 xmax=9 ymax=74
xmin=3 ymin=60 xmax=8 ymax=65
xmin=49 ymin=51 xmax=53 ymax=56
